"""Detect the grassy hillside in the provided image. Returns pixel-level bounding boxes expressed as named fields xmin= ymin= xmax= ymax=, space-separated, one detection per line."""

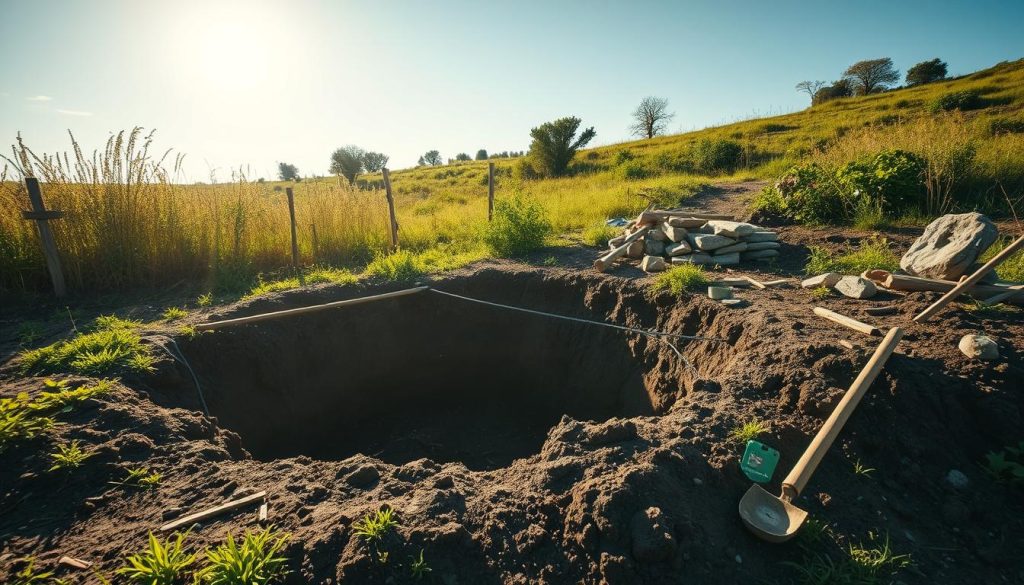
xmin=2 ymin=59 xmax=1023 ymax=296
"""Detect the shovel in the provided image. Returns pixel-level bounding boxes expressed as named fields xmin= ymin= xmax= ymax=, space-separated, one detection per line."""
xmin=739 ymin=327 xmax=903 ymax=542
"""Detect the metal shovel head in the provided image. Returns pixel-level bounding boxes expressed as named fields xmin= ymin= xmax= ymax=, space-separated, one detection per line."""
xmin=738 ymin=484 xmax=808 ymax=543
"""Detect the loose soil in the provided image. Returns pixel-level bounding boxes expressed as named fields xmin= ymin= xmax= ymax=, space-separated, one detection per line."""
xmin=1 ymin=183 xmax=1022 ymax=584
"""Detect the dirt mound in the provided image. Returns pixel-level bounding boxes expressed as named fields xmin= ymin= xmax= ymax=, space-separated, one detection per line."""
xmin=2 ymin=263 xmax=1022 ymax=584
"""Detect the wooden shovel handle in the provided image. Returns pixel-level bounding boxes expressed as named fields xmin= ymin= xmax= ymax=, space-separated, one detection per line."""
xmin=781 ymin=327 xmax=903 ymax=500
xmin=914 ymin=233 xmax=1024 ymax=322
xmin=594 ymin=226 xmax=650 ymax=272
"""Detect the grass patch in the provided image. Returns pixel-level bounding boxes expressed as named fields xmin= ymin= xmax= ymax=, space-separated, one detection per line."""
xmin=728 ymin=418 xmax=768 ymax=444
xmin=805 ymin=237 xmax=899 ymax=275
xmin=118 ymin=531 xmax=197 ymax=585
xmin=810 ymin=286 xmax=833 ymax=300
xmin=162 ymin=307 xmax=188 ymax=321
xmin=48 ymin=439 xmax=95 ymax=472
xmin=247 ymin=266 xmax=358 ymax=298
xmin=0 ymin=379 xmax=112 ymax=453
xmin=785 ymin=531 xmax=912 ymax=585
xmin=7 ymin=557 xmax=54 ymax=585
xmin=20 ymin=316 xmax=153 ymax=375
xmin=581 ymin=224 xmax=619 ymax=247
xmin=365 ymin=244 xmax=487 ymax=281
xmin=650 ymin=265 xmax=708 ymax=295
xmin=353 ymin=508 xmax=399 ymax=543
xmin=196 ymin=527 xmax=290 ymax=585
xmin=851 ymin=458 xmax=876 ymax=478
xmin=980 ymin=236 xmax=1024 ymax=282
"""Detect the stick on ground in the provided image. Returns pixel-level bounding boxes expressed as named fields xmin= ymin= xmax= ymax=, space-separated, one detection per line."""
xmin=160 ymin=491 xmax=267 ymax=532
xmin=813 ymin=307 xmax=882 ymax=336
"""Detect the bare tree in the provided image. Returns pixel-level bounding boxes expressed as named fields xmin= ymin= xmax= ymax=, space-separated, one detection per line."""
xmin=843 ymin=58 xmax=900 ymax=95
xmin=629 ymin=96 xmax=675 ymax=139
xmin=795 ymin=80 xmax=826 ymax=102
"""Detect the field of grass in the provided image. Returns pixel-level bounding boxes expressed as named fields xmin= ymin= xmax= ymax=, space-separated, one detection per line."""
xmin=2 ymin=59 xmax=1023 ymax=296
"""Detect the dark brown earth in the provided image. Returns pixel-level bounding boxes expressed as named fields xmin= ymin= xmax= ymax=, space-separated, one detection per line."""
xmin=1 ymin=183 xmax=1022 ymax=584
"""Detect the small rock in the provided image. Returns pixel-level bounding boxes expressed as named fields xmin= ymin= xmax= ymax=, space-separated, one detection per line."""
xmin=958 ymin=334 xmax=999 ymax=360
xmin=672 ymin=253 xmax=714 ymax=265
xmin=692 ymin=478 xmax=703 ymax=486
xmin=626 ymin=240 xmax=645 ymax=258
xmin=645 ymin=239 xmax=666 ymax=256
xmin=946 ymin=469 xmax=970 ymax=490
xmin=345 ymin=465 xmax=380 ymax=488
xmin=801 ymin=273 xmax=842 ymax=289
xmin=720 ymin=298 xmax=744 ymax=307
xmin=835 ymin=276 xmax=878 ymax=299
xmin=641 ymin=255 xmax=667 ymax=272
xmin=708 ymin=286 xmax=733 ymax=300
xmin=688 ymin=233 xmax=736 ymax=251
xmin=662 ymin=224 xmax=688 ymax=242
xmin=734 ymin=554 xmax=743 ymax=564
xmin=665 ymin=241 xmax=693 ymax=256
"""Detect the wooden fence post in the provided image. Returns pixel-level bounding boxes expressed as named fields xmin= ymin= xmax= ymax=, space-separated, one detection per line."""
xmin=285 ymin=187 xmax=300 ymax=271
xmin=382 ymin=168 xmax=399 ymax=252
xmin=488 ymin=162 xmax=495 ymax=222
xmin=22 ymin=178 xmax=67 ymax=297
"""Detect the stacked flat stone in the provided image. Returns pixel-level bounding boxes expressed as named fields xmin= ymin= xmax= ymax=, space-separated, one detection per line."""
xmin=607 ymin=217 xmax=781 ymax=273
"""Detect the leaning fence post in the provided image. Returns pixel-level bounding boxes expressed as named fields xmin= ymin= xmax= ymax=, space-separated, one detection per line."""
xmin=22 ymin=177 xmax=67 ymax=297
xmin=488 ymin=162 xmax=495 ymax=222
xmin=285 ymin=187 xmax=300 ymax=272
xmin=382 ymin=168 xmax=399 ymax=252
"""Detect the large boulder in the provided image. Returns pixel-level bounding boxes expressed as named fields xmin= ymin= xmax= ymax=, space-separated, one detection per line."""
xmin=901 ymin=213 xmax=998 ymax=280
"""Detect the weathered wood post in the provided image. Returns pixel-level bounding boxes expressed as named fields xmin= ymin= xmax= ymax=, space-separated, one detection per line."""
xmin=285 ymin=187 xmax=300 ymax=271
xmin=487 ymin=162 xmax=495 ymax=222
xmin=382 ymin=168 xmax=399 ymax=252
xmin=22 ymin=178 xmax=67 ymax=297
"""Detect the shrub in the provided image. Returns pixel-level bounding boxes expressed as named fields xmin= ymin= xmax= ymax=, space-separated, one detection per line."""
xmin=20 ymin=318 xmax=153 ymax=375
xmin=118 ymin=532 xmax=197 ymax=585
xmin=988 ymin=117 xmax=1024 ymax=135
xmin=365 ymin=250 xmax=425 ymax=281
xmin=614 ymin=150 xmax=636 ymax=165
xmin=650 ymin=265 xmax=708 ymax=295
xmin=690 ymin=139 xmax=742 ymax=174
xmin=775 ymin=163 xmax=849 ymax=224
xmin=837 ymin=150 xmax=926 ymax=214
xmin=653 ymin=150 xmax=692 ymax=173
xmin=930 ymin=90 xmax=985 ymax=113
xmin=750 ymin=185 xmax=788 ymax=218
xmin=619 ymin=160 xmax=654 ymax=180
xmin=483 ymin=194 xmax=552 ymax=256
xmin=196 ymin=528 xmax=290 ymax=585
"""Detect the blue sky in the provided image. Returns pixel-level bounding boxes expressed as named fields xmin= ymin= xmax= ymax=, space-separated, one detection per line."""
xmin=1 ymin=0 xmax=1022 ymax=181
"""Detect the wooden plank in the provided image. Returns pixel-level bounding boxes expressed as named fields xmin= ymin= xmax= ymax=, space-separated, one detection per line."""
xmin=196 ymin=287 xmax=429 ymax=331
xmin=980 ymin=284 xmax=1024 ymax=307
xmin=915 ymin=233 xmax=1024 ymax=322
xmin=882 ymin=273 xmax=1024 ymax=303
xmin=813 ymin=307 xmax=881 ymax=336
xmin=382 ymin=168 xmax=399 ymax=252
xmin=285 ymin=188 xmax=299 ymax=270
xmin=761 ymin=279 xmax=791 ymax=287
xmin=160 ymin=491 xmax=266 ymax=532
xmin=744 ymin=276 xmax=767 ymax=289
xmin=594 ymin=227 xmax=650 ymax=272
xmin=24 ymin=178 xmax=66 ymax=297
xmin=487 ymin=162 xmax=495 ymax=222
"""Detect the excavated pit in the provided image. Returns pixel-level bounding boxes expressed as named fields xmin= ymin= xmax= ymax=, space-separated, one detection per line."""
xmin=181 ymin=270 xmax=705 ymax=470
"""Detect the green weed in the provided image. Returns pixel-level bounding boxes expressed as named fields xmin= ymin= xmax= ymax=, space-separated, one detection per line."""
xmin=805 ymin=237 xmax=899 ymax=275
xmin=650 ymin=265 xmax=708 ymax=295
xmin=810 ymin=286 xmax=832 ymax=300
xmin=365 ymin=250 xmax=425 ymax=281
xmin=48 ymin=439 xmax=94 ymax=472
xmin=984 ymin=441 xmax=1024 ymax=484
xmin=728 ymin=419 xmax=768 ymax=444
xmin=162 ymin=307 xmax=188 ymax=321
xmin=0 ymin=379 xmax=111 ymax=452
xmin=197 ymin=293 xmax=213 ymax=307
xmin=196 ymin=527 xmax=290 ymax=585
xmin=409 ymin=549 xmax=431 ymax=580
xmin=483 ymin=193 xmax=552 ymax=256
xmin=7 ymin=557 xmax=54 ymax=585
xmin=852 ymin=458 xmax=876 ymax=478
xmin=353 ymin=508 xmax=398 ymax=543
xmin=247 ymin=266 xmax=358 ymax=298
xmin=785 ymin=532 xmax=911 ymax=585
xmin=121 ymin=466 xmax=163 ymax=489
xmin=20 ymin=316 xmax=153 ymax=375
xmin=117 ymin=531 xmax=197 ymax=585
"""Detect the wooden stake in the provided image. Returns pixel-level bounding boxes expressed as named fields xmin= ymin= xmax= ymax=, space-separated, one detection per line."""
xmin=23 ymin=178 xmax=66 ymax=297
xmin=196 ymin=286 xmax=428 ymax=331
xmin=160 ymin=491 xmax=266 ymax=532
xmin=285 ymin=187 xmax=299 ymax=271
xmin=914 ymin=233 xmax=1024 ymax=322
xmin=487 ymin=162 xmax=495 ymax=222
xmin=382 ymin=168 xmax=399 ymax=251
xmin=813 ymin=307 xmax=882 ymax=336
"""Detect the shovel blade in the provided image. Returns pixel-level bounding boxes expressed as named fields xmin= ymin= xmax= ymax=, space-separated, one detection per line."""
xmin=738 ymin=484 xmax=808 ymax=543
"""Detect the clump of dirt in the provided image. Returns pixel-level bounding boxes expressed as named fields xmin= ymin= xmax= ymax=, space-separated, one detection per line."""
xmin=2 ymin=262 xmax=1022 ymax=584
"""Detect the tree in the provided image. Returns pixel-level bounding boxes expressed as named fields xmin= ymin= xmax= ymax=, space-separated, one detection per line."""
xmin=421 ymin=150 xmax=442 ymax=166
xmin=455 ymin=153 xmax=471 ymax=161
xmin=629 ymin=96 xmax=674 ymax=139
xmin=475 ymin=149 xmax=488 ymax=160
xmin=528 ymin=116 xmax=596 ymax=177
xmin=277 ymin=162 xmax=299 ymax=181
xmin=843 ymin=58 xmax=900 ymax=95
xmin=906 ymin=58 xmax=947 ymax=86
xmin=362 ymin=151 xmax=389 ymax=173
xmin=329 ymin=145 xmax=365 ymax=185
xmin=812 ymin=79 xmax=853 ymax=105
xmin=795 ymin=80 xmax=826 ymax=102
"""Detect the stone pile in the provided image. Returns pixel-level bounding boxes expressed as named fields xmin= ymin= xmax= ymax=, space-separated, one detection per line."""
xmin=609 ymin=218 xmax=781 ymax=273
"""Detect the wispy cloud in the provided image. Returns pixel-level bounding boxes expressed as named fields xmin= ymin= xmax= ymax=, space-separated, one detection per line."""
xmin=57 ymin=109 xmax=94 ymax=117
xmin=26 ymin=95 xmax=53 ymax=102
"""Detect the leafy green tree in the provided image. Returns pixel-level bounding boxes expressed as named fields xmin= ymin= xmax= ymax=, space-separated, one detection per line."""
xmin=843 ymin=58 xmax=900 ymax=95
xmin=455 ymin=153 xmax=471 ymax=161
xmin=906 ymin=58 xmax=947 ymax=85
xmin=527 ymin=116 xmax=596 ymax=177
xmin=277 ymin=162 xmax=299 ymax=181
xmin=812 ymin=79 xmax=853 ymax=105
xmin=475 ymin=149 xmax=488 ymax=160
xmin=421 ymin=150 xmax=442 ymax=166
xmin=329 ymin=145 xmax=365 ymax=185
xmin=362 ymin=151 xmax=389 ymax=173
